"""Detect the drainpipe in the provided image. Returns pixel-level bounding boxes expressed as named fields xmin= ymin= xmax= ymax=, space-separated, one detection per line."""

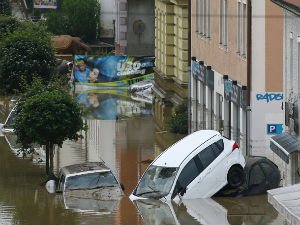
xmin=246 ymin=0 xmax=252 ymax=156
xmin=188 ymin=0 xmax=192 ymax=133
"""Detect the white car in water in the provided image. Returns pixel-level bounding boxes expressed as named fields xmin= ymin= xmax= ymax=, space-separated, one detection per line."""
xmin=130 ymin=130 xmax=246 ymax=201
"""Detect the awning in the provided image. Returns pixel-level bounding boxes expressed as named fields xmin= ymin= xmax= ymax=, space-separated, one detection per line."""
xmin=270 ymin=132 xmax=300 ymax=164
xmin=268 ymin=184 xmax=300 ymax=225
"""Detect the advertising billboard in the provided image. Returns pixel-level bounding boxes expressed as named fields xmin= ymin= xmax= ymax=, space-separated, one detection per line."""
xmin=74 ymin=55 xmax=155 ymax=88
xmin=34 ymin=0 xmax=57 ymax=9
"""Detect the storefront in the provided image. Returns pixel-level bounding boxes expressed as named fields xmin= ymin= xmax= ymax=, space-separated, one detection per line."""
xmin=190 ymin=58 xmax=248 ymax=153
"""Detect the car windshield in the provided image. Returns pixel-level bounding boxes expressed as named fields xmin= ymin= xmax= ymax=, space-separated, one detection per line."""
xmin=65 ymin=171 xmax=118 ymax=190
xmin=135 ymin=165 xmax=178 ymax=198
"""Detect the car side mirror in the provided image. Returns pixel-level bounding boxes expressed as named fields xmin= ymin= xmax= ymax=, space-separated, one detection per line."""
xmin=120 ymin=183 xmax=125 ymax=191
xmin=180 ymin=187 xmax=187 ymax=196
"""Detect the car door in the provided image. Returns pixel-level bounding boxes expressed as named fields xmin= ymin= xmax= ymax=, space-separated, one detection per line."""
xmin=195 ymin=143 xmax=223 ymax=197
xmin=171 ymin=156 xmax=202 ymax=199
xmin=171 ymin=140 xmax=225 ymax=199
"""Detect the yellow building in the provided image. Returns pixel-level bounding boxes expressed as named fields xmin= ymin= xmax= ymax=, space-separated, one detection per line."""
xmin=153 ymin=0 xmax=189 ymax=131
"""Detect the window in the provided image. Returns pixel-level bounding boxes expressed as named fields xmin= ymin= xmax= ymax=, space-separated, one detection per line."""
xmin=242 ymin=3 xmax=247 ymax=57
xmin=216 ymin=139 xmax=224 ymax=151
xmin=290 ymin=33 xmax=294 ymax=92
xmin=58 ymin=175 xmax=65 ymax=192
xmin=136 ymin=165 xmax=178 ymax=198
xmin=172 ymin=158 xmax=200 ymax=198
xmin=219 ymin=0 xmax=223 ymax=44
xmin=196 ymin=0 xmax=199 ymax=33
xmin=211 ymin=140 xmax=224 ymax=157
xmin=207 ymin=0 xmax=211 ymax=38
xmin=298 ymin=37 xmax=300 ymax=94
xmin=224 ymin=0 xmax=228 ymax=47
xmin=233 ymin=102 xmax=240 ymax=144
xmin=203 ymin=0 xmax=207 ymax=36
xmin=237 ymin=1 xmax=241 ymax=53
xmin=200 ymin=0 xmax=203 ymax=35
xmin=200 ymin=0 xmax=210 ymax=38
xmin=65 ymin=172 xmax=118 ymax=190
xmin=198 ymin=146 xmax=216 ymax=169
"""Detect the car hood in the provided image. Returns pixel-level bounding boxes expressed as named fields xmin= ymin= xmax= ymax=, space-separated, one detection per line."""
xmin=65 ymin=184 xmax=124 ymax=200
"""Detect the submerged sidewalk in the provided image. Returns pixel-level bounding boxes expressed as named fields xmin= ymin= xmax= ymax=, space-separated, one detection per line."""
xmin=268 ymin=184 xmax=300 ymax=225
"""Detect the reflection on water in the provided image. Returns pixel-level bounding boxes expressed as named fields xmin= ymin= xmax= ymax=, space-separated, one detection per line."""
xmin=133 ymin=196 xmax=282 ymax=225
xmin=0 ymin=92 xmax=285 ymax=225
xmin=75 ymin=89 xmax=152 ymax=120
xmin=3 ymin=135 xmax=45 ymax=164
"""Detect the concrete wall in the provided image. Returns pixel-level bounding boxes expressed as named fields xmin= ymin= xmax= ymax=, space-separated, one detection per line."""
xmin=250 ymin=0 xmax=284 ymax=160
xmin=126 ymin=0 xmax=155 ymax=56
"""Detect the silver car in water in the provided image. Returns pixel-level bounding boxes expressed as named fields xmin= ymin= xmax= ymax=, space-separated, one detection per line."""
xmin=56 ymin=162 xmax=124 ymax=200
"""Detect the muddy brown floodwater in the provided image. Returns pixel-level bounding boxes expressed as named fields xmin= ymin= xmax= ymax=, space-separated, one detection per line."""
xmin=0 ymin=93 xmax=285 ymax=225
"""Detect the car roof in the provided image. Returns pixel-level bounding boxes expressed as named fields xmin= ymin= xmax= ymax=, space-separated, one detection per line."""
xmin=152 ymin=130 xmax=221 ymax=167
xmin=60 ymin=162 xmax=110 ymax=176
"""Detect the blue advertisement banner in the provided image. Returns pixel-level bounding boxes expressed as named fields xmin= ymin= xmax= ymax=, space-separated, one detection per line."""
xmin=34 ymin=0 xmax=57 ymax=9
xmin=74 ymin=55 xmax=155 ymax=87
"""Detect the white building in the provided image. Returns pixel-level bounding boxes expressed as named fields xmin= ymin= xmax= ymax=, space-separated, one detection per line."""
xmin=269 ymin=0 xmax=300 ymax=186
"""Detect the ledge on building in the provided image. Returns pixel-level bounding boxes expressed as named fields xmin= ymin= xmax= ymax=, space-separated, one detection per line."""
xmin=271 ymin=0 xmax=300 ymax=16
xmin=268 ymin=184 xmax=300 ymax=225
xmin=270 ymin=132 xmax=300 ymax=164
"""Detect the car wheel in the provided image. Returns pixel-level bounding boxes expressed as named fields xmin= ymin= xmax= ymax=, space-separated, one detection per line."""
xmin=227 ymin=166 xmax=245 ymax=188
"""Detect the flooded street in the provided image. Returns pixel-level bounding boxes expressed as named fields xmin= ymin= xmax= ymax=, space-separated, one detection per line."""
xmin=0 ymin=92 xmax=285 ymax=225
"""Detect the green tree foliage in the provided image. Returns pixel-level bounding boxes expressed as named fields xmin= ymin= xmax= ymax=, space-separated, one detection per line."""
xmin=0 ymin=0 xmax=12 ymax=16
xmin=45 ymin=11 xmax=66 ymax=35
xmin=0 ymin=16 xmax=20 ymax=40
xmin=0 ymin=22 xmax=56 ymax=94
xmin=14 ymin=79 xmax=87 ymax=175
xmin=46 ymin=0 xmax=101 ymax=43
xmin=168 ymin=102 xmax=188 ymax=134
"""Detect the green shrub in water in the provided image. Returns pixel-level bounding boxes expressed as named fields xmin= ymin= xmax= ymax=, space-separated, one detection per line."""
xmin=168 ymin=102 xmax=188 ymax=134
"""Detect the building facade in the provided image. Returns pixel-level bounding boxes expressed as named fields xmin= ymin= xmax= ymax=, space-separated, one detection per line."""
xmin=270 ymin=0 xmax=300 ymax=185
xmin=250 ymin=0 xmax=284 ymax=164
xmin=114 ymin=0 xmax=155 ymax=56
xmin=153 ymin=0 xmax=189 ymax=131
xmin=190 ymin=0 xmax=248 ymax=154
xmin=190 ymin=0 xmax=286 ymax=162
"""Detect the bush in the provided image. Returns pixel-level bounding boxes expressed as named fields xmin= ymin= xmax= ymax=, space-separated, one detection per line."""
xmin=0 ymin=16 xmax=21 ymax=40
xmin=46 ymin=0 xmax=101 ymax=43
xmin=45 ymin=11 xmax=67 ymax=35
xmin=0 ymin=0 xmax=12 ymax=16
xmin=0 ymin=22 xmax=56 ymax=94
xmin=168 ymin=102 xmax=188 ymax=134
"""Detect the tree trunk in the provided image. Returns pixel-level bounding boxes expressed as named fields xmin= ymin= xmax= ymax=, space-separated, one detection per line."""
xmin=46 ymin=144 xmax=50 ymax=175
xmin=49 ymin=143 xmax=54 ymax=176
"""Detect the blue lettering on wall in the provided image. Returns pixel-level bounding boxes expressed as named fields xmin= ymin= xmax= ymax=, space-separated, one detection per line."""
xmin=256 ymin=93 xmax=283 ymax=103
